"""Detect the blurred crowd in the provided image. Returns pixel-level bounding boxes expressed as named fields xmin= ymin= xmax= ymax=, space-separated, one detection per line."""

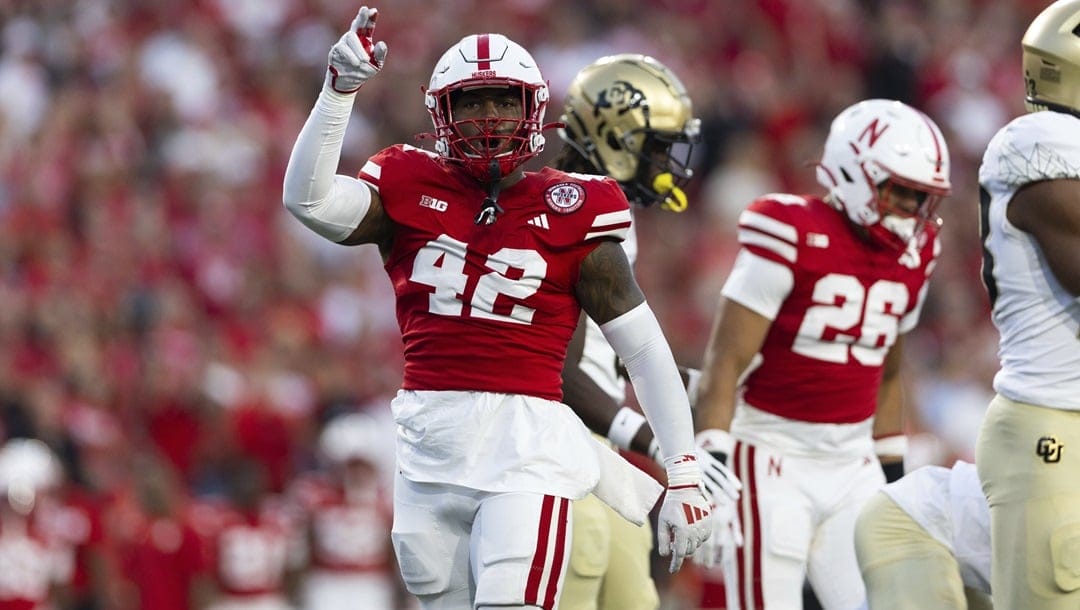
xmin=0 ymin=0 xmax=1049 ymax=607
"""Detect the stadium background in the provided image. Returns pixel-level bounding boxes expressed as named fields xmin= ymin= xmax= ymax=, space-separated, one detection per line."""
xmin=0 ymin=0 xmax=1049 ymax=607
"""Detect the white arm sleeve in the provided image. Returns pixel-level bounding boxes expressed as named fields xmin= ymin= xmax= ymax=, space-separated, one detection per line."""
xmin=282 ymin=85 xmax=372 ymax=243
xmin=600 ymin=302 xmax=696 ymax=464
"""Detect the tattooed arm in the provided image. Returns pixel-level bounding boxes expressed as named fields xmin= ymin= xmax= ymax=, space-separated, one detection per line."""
xmin=575 ymin=240 xmax=645 ymax=324
xmin=574 ymin=239 xmax=696 ymax=462
xmin=575 ymin=238 xmax=712 ymax=571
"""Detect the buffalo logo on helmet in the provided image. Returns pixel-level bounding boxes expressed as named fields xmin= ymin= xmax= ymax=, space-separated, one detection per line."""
xmin=595 ymin=80 xmax=647 ymax=118
xmin=545 ymin=182 xmax=586 ymax=214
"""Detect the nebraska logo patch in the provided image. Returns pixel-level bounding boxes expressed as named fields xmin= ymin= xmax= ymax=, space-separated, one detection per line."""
xmin=545 ymin=182 xmax=586 ymax=214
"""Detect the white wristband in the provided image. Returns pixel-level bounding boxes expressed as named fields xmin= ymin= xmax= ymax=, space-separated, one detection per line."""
xmin=663 ymin=454 xmax=703 ymax=488
xmin=607 ymin=406 xmax=647 ymax=451
xmin=647 ymin=438 xmax=661 ymax=464
xmin=874 ymin=435 xmax=909 ymax=457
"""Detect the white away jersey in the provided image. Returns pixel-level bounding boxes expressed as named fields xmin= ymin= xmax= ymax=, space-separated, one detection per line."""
xmin=978 ymin=111 xmax=1080 ymax=409
xmin=882 ymin=461 xmax=990 ymax=594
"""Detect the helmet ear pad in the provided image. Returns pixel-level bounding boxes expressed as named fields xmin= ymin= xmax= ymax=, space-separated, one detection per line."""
xmin=816 ymin=158 xmax=885 ymax=226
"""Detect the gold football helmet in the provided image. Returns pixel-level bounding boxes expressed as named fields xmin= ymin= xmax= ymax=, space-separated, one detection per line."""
xmin=558 ymin=54 xmax=700 ymax=210
xmin=1023 ymin=0 xmax=1080 ymax=115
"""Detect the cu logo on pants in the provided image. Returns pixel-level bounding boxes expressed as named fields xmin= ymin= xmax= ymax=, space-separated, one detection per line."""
xmin=1036 ymin=436 xmax=1064 ymax=463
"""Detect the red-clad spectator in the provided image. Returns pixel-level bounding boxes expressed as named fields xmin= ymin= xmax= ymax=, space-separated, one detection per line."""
xmin=109 ymin=452 xmax=209 ymax=610
xmin=227 ymin=401 xmax=293 ymax=494
xmin=191 ymin=456 xmax=303 ymax=610
xmin=0 ymin=439 xmax=72 ymax=610
xmin=36 ymin=475 xmax=112 ymax=610
xmin=290 ymin=412 xmax=408 ymax=610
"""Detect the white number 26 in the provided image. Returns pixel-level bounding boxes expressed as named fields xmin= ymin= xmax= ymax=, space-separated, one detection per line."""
xmin=793 ymin=274 xmax=909 ymax=366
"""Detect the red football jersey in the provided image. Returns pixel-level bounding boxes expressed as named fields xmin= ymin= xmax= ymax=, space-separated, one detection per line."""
xmin=291 ymin=473 xmax=393 ymax=573
xmin=116 ymin=516 xmax=205 ymax=610
xmin=189 ymin=498 xmax=299 ymax=597
xmin=36 ymin=490 xmax=105 ymax=597
xmin=730 ymin=194 xmax=938 ymax=424
xmin=0 ymin=517 xmax=68 ymax=610
xmin=359 ymin=145 xmax=632 ymax=401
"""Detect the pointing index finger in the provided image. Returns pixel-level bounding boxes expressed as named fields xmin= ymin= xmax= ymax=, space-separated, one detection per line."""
xmin=356 ymin=6 xmax=379 ymax=37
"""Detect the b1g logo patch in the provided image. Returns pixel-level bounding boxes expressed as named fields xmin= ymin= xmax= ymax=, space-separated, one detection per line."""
xmin=545 ymin=182 xmax=586 ymax=214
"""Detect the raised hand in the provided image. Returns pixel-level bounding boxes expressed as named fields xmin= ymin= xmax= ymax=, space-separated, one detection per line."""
xmin=657 ymin=454 xmax=714 ymax=573
xmin=327 ymin=6 xmax=388 ymax=93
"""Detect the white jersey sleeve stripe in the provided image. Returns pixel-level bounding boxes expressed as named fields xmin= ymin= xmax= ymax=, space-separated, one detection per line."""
xmin=739 ymin=210 xmax=798 ymax=244
xmin=899 ymin=281 xmax=929 ymax=334
xmin=593 ymin=210 xmax=633 ymax=227
xmin=586 ymin=209 xmax=632 ymax=241
xmin=737 ymin=228 xmax=797 ymax=263
xmin=360 ymin=160 xmax=381 ymax=181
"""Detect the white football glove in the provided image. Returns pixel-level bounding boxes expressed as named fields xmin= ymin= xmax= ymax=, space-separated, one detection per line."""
xmin=690 ymin=429 xmax=743 ymax=569
xmin=691 ymin=486 xmax=743 ymax=569
xmin=698 ymin=444 xmax=741 ymax=504
xmin=657 ymin=454 xmax=714 ymax=573
xmin=327 ymin=6 xmax=388 ymax=93
xmin=650 ymin=437 xmax=741 ymax=504
xmin=691 ymin=447 xmax=742 ymax=569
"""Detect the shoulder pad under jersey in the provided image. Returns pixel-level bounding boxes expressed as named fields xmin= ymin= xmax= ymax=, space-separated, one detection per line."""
xmin=734 ymin=193 xmax=823 ymax=266
xmin=980 ymin=111 xmax=1080 ymax=191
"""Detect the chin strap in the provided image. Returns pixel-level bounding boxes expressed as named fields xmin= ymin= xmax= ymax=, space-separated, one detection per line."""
xmin=474 ymin=160 xmax=505 ymax=225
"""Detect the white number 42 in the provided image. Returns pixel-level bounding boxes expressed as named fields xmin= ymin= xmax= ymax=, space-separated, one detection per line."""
xmin=409 ymin=234 xmax=547 ymax=324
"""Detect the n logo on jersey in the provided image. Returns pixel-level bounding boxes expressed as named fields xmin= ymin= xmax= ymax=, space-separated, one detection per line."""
xmin=419 ymin=195 xmax=448 ymax=212
xmin=545 ymin=183 xmax=585 ymax=214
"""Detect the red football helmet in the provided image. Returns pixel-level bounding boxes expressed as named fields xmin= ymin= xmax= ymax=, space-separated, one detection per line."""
xmin=424 ymin=33 xmax=552 ymax=182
